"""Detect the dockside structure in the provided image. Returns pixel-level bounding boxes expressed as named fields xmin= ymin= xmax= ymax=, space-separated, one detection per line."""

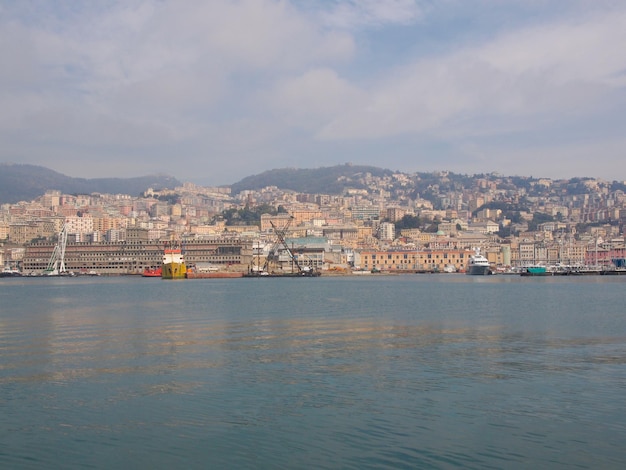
xmin=23 ymin=238 xmax=251 ymax=275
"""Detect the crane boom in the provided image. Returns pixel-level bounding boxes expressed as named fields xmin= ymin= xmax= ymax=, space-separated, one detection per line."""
xmin=270 ymin=218 xmax=304 ymax=273
xmin=263 ymin=217 xmax=293 ymax=273
xmin=255 ymin=215 xmax=319 ymax=276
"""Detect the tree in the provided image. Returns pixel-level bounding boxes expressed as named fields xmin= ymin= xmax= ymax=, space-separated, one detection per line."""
xmin=497 ymin=225 xmax=511 ymax=238
xmin=218 ymin=204 xmax=282 ymax=226
xmin=394 ymin=214 xmax=422 ymax=232
xmin=528 ymin=212 xmax=554 ymax=231
xmin=157 ymin=194 xmax=180 ymax=204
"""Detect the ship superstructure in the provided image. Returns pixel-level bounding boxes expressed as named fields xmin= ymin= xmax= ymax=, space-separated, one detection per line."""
xmin=161 ymin=243 xmax=187 ymax=279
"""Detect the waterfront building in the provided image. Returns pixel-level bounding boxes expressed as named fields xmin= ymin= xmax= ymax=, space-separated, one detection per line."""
xmin=22 ymin=237 xmax=251 ymax=275
xmin=584 ymin=241 xmax=626 ymax=267
xmin=282 ymin=236 xmax=329 ymax=272
xmin=359 ymin=248 xmax=472 ymax=273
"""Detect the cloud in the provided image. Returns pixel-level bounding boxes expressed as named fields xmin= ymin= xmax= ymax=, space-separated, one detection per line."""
xmin=1 ymin=0 xmax=625 ymax=182
xmin=322 ymin=0 xmax=423 ymax=29
xmin=317 ymin=6 xmax=626 ymax=140
xmin=264 ymin=68 xmax=364 ymax=128
xmin=0 ymin=1 xmax=355 ymax=149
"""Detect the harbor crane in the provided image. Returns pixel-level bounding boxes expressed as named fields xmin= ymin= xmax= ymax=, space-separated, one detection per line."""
xmin=262 ymin=217 xmax=293 ymax=273
xmin=253 ymin=216 xmax=319 ymax=277
xmin=270 ymin=218 xmax=318 ymax=276
xmin=44 ymin=223 xmax=68 ymax=276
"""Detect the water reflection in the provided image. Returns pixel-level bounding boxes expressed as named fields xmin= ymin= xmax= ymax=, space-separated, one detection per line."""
xmin=2 ymin=276 xmax=626 ymax=469
xmin=3 ymin=305 xmax=626 ymax=385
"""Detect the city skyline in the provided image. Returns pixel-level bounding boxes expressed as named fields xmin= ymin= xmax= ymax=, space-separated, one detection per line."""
xmin=1 ymin=1 xmax=625 ymax=185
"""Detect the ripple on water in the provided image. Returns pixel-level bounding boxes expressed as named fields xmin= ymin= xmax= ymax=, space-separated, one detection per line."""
xmin=1 ymin=276 xmax=626 ymax=469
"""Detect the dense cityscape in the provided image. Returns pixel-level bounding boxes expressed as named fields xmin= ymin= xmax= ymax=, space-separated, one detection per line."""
xmin=1 ymin=169 xmax=626 ymax=275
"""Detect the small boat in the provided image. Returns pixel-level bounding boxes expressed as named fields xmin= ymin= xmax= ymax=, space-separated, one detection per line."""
xmin=0 ymin=266 xmax=22 ymax=277
xmin=243 ymin=265 xmax=321 ymax=278
xmin=443 ymin=264 xmax=457 ymax=273
xmin=466 ymin=248 xmax=491 ymax=275
xmin=243 ymin=271 xmax=321 ymax=278
xmin=142 ymin=267 xmax=162 ymax=277
xmin=520 ymin=265 xmax=549 ymax=276
xmin=77 ymin=269 xmax=101 ymax=276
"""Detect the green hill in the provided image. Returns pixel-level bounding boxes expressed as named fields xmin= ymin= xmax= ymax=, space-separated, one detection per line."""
xmin=230 ymin=164 xmax=395 ymax=194
xmin=0 ymin=163 xmax=181 ymax=204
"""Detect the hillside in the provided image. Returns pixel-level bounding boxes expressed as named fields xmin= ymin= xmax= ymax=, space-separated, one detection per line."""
xmin=230 ymin=164 xmax=395 ymax=194
xmin=0 ymin=163 xmax=181 ymax=204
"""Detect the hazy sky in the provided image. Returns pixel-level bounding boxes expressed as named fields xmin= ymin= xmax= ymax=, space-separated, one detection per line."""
xmin=1 ymin=0 xmax=625 ymax=185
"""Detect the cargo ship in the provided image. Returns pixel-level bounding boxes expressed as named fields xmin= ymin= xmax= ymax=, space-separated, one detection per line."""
xmin=162 ymin=245 xmax=187 ymax=279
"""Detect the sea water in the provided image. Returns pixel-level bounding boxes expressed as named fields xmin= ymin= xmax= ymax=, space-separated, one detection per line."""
xmin=1 ymin=275 xmax=625 ymax=469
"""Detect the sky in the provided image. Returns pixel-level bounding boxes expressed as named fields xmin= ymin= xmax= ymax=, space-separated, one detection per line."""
xmin=1 ymin=0 xmax=626 ymax=185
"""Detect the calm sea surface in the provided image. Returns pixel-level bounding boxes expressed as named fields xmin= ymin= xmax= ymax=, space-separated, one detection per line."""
xmin=1 ymin=275 xmax=626 ymax=469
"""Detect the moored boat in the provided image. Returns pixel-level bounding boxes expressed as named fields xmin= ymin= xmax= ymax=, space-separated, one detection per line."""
xmin=443 ymin=264 xmax=457 ymax=273
xmin=520 ymin=265 xmax=549 ymax=276
xmin=162 ymin=245 xmax=187 ymax=279
xmin=0 ymin=266 xmax=22 ymax=277
xmin=186 ymin=271 xmax=243 ymax=279
xmin=185 ymin=262 xmax=244 ymax=278
xmin=243 ymin=271 xmax=321 ymax=278
xmin=142 ymin=267 xmax=162 ymax=277
xmin=466 ymin=248 xmax=491 ymax=275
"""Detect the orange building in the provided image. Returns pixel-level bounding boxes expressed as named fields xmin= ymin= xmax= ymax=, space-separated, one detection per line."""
xmin=360 ymin=248 xmax=473 ymax=272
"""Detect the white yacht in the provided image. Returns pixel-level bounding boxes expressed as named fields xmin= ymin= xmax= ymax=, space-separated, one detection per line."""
xmin=466 ymin=248 xmax=491 ymax=275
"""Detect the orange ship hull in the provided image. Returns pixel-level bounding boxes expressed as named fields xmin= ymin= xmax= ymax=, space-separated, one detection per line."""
xmin=142 ymin=267 xmax=162 ymax=277
xmin=186 ymin=271 xmax=243 ymax=279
